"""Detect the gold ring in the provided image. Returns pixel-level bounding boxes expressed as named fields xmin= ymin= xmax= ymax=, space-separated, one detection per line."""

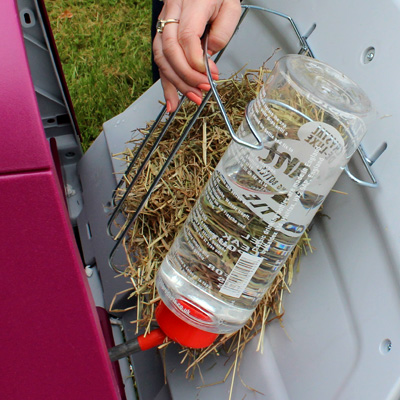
xmin=156 ymin=19 xmax=180 ymax=34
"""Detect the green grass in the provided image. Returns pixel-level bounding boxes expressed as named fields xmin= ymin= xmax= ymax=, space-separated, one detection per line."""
xmin=46 ymin=0 xmax=153 ymax=150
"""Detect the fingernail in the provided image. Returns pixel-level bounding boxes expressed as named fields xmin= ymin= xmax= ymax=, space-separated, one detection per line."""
xmin=198 ymin=83 xmax=211 ymax=91
xmin=166 ymin=100 xmax=171 ymax=113
xmin=212 ymin=73 xmax=219 ymax=81
xmin=186 ymin=92 xmax=203 ymax=106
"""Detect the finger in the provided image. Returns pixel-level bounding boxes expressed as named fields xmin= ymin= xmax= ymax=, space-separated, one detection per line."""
xmin=156 ymin=0 xmax=182 ymax=21
xmin=161 ymin=71 xmax=204 ymax=112
xmin=207 ymin=0 xmax=242 ymax=55
xmin=178 ymin=0 xmax=219 ymax=73
xmin=159 ymin=71 xmax=179 ymax=112
xmin=153 ymin=33 xmax=204 ymax=97
xmin=161 ymin=25 xmax=211 ymax=88
xmin=156 ymin=32 xmax=205 ymax=110
xmin=157 ymin=2 xmax=211 ymax=88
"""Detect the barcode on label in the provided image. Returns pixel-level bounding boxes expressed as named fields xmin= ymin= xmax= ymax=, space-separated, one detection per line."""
xmin=219 ymin=252 xmax=263 ymax=298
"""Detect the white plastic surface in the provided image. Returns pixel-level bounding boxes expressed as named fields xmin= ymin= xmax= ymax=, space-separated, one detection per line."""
xmin=100 ymin=0 xmax=400 ymax=398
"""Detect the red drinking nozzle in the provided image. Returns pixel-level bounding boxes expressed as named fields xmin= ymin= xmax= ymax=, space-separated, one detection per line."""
xmin=155 ymin=301 xmax=218 ymax=349
xmin=137 ymin=328 xmax=167 ymax=351
xmin=108 ymin=301 xmax=218 ymax=362
xmin=108 ymin=328 xmax=167 ymax=362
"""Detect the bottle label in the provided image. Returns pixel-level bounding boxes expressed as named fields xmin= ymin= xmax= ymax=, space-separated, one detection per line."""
xmin=219 ymin=120 xmax=345 ymax=239
xmin=219 ymin=252 xmax=264 ymax=298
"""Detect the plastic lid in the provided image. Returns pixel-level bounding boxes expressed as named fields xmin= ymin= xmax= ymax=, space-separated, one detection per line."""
xmin=155 ymin=301 xmax=218 ymax=349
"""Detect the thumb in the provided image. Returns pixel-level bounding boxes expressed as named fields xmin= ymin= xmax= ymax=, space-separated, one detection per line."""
xmin=178 ymin=4 xmax=215 ymax=73
xmin=206 ymin=0 xmax=242 ymax=55
xmin=178 ymin=0 xmax=241 ymax=73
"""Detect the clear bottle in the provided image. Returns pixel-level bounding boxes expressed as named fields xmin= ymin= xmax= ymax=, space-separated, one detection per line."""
xmin=155 ymin=55 xmax=373 ymax=347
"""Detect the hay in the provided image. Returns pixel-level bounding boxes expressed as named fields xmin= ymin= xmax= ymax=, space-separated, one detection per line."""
xmin=112 ymin=64 xmax=313 ymax=382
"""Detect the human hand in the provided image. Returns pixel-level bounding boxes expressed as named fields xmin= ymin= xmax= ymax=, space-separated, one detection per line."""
xmin=153 ymin=0 xmax=242 ymax=112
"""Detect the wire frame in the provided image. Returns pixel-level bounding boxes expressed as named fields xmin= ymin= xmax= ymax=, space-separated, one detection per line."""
xmin=107 ymin=5 xmax=381 ymax=273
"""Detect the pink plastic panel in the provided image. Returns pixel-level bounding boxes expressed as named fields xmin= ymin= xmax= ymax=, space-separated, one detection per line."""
xmin=0 ymin=0 xmax=52 ymax=174
xmin=0 ymin=1 xmax=121 ymax=398
xmin=0 ymin=171 xmax=121 ymax=399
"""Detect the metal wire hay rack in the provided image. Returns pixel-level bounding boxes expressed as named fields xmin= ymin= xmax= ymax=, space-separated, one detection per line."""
xmin=106 ymin=5 xmax=385 ymax=274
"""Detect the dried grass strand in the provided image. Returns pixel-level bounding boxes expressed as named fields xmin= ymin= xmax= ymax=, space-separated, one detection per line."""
xmin=111 ymin=64 xmax=324 ymax=390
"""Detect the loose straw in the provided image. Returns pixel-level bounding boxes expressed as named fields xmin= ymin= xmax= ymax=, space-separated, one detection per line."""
xmin=111 ymin=64 xmax=322 ymax=389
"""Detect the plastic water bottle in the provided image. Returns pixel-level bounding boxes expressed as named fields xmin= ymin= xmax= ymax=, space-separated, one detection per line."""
xmin=155 ymin=55 xmax=373 ymax=348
